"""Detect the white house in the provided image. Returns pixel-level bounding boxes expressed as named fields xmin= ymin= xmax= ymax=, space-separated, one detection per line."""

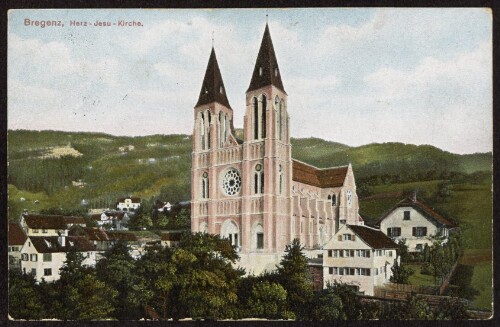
xmin=9 ymin=222 xmax=27 ymax=271
xmin=116 ymin=197 xmax=141 ymax=212
xmin=323 ymin=224 xmax=399 ymax=296
xmin=376 ymin=195 xmax=458 ymax=252
xmin=90 ymin=211 xmax=129 ymax=230
xmin=20 ymin=235 xmax=96 ymax=282
xmin=20 ymin=213 xmax=86 ymax=237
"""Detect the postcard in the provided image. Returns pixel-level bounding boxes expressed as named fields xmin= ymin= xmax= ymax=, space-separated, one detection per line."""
xmin=7 ymin=8 xmax=493 ymax=321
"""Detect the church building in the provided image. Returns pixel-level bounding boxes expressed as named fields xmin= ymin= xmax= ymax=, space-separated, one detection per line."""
xmin=191 ymin=24 xmax=361 ymax=274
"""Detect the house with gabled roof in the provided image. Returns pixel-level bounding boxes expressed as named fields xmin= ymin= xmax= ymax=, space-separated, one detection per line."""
xmin=20 ymin=235 xmax=96 ymax=282
xmin=375 ymin=194 xmax=459 ymax=252
xmin=9 ymin=222 xmax=28 ymax=271
xmin=116 ymin=196 xmax=141 ymax=212
xmin=20 ymin=213 xmax=86 ymax=237
xmin=323 ymin=224 xmax=399 ymax=296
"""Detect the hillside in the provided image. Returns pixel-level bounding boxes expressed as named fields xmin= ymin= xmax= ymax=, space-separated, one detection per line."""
xmin=7 ymin=129 xmax=492 ymax=220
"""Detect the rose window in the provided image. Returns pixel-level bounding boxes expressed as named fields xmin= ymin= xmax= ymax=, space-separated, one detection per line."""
xmin=222 ymin=169 xmax=242 ymax=195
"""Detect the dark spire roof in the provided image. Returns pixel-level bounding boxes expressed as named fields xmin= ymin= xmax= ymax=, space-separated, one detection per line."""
xmin=195 ymin=47 xmax=231 ymax=108
xmin=247 ymin=24 xmax=286 ymax=94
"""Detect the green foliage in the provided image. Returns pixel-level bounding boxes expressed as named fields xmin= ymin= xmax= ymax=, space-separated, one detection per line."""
xmin=247 ymin=281 xmax=289 ymax=319
xmin=397 ymin=238 xmax=411 ymax=263
xmin=128 ymin=201 xmax=153 ymax=230
xmin=276 ymin=239 xmax=314 ymax=319
xmin=325 ymin=281 xmax=364 ymax=320
xmin=8 ymin=270 xmax=46 ymax=320
xmin=309 ymin=284 xmax=345 ymax=321
xmin=390 ymin=261 xmax=414 ymax=284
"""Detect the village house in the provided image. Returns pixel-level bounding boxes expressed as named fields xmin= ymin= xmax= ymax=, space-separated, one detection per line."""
xmin=20 ymin=213 xmax=87 ymax=237
xmin=116 ymin=196 xmax=141 ymax=212
xmin=8 ymin=222 xmax=28 ymax=271
xmin=323 ymin=224 xmax=399 ymax=296
xmin=89 ymin=211 xmax=129 ymax=230
xmin=161 ymin=231 xmax=183 ymax=247
xmin=376 ymin=195 xmax=458 ymax=252
xmin=20 ymin=235 xmax=96 ymax=282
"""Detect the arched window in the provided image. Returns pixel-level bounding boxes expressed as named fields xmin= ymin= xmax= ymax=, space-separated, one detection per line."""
xmin=261 ymin=95 xmax=267 ymax=139
xmin=253 ymin=97 xmax=259 ymax=140
xmin=332 ymin=194 xmax=336 ymax=206
xmin=278 ymin=164 xmax=283 ymax=194
xmin=224 ymin=113 xmax=228 ymax=143
xmin=221 ymin=220 xmax=239 ymax=247
xmin=219 ymin=112 xmax=226 ymax=147
xmin=200 ymin=112 xmax=205 ymax=150
xmin=275 ymin=96 xmax=281 ymax=140
xmin=206 ymin=111 xmax=211 ymax=150
xmin=254 ymin=224 xmax=264 ymax=250
xmin=280 ymin=100 xmax=285 ymax=140
xmin=201 ymin=172 xmax=209 ymax=199
xmin=254 ymin=164 xmax=263 ymax=194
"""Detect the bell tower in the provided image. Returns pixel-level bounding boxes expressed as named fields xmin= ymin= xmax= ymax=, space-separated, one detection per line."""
xmin=191 ymin=47 xmax=235 ymax=235
xmin=240 ymin=24 xmax=292 ymax=254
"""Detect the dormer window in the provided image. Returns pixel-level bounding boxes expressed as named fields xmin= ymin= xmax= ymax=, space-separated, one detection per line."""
xmin=259 ymin=67 xmax=263 ymax=76
xmin=274 ymin=68 xmax=278 ymax=76
xmin=220 ymin=85 xmax=224 ymax=94
xmin=204 ymin=86 xmax=208 ymax=94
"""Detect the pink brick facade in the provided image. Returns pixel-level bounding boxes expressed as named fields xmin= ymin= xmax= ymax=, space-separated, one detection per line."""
xmin=191 ymin=24 xmax=360 ymax=274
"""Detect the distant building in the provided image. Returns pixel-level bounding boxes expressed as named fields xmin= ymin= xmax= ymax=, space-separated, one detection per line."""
xmin=20 ymin=213 xmax=87 ymax=237
xmin=376 ymin=195 xmax=458 ymax=252
xmin=323 ymin=224 xmax=398 ymax=296
xmin=90 ymin=211 xmax=130 ymax=230
xmin=8 ymin=222 xmax=28 ymax=271
xmin=20 ymin=235 xmax=96 ymax=282
xmin=116 ymin=197 xmax=141 ymax=212
xmin=161 ymin=231 xmax=183 ymax=247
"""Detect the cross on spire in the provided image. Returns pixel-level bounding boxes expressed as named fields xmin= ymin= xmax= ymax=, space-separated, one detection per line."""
xmin=212 ymin=31 xmax=214 ymax=47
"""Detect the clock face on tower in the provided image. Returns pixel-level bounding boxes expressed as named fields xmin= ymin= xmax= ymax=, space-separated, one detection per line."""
xmin=222 ymin=169 xmax=242 ymax=196
xmin=347 ymin=190 xmax=353 ymax=207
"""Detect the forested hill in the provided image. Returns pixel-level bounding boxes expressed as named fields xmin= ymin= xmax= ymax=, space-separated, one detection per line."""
xmin=7 ymin=130 xmax=491 ymax=220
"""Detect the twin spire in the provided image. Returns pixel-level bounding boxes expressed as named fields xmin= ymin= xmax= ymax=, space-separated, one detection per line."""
xmin=196 ymin=23 xmax=285 ymax=109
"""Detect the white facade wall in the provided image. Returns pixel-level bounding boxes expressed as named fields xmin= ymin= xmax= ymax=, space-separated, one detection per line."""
xmin=323 ymin=226 xmax=396 ymax=296
xmin=20 ymin=239 xmax=96 ymax=282
xmin=117 ymin=199 xmax=140 ymax=211
xmin=379 ymin=207 xmax=439 ymax=252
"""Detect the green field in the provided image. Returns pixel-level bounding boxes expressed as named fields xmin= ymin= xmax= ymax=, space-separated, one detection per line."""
xmin=469 ymin=261 xmax=493 ymax=310
xmin=406 ymin=264 xmax=435 ymax=287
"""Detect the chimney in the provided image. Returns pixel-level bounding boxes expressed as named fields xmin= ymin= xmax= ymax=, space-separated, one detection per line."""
xmin=411 ymin=191 xmax=417 ymax=202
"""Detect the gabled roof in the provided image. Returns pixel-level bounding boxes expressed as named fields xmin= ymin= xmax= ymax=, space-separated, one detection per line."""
xmin=292 ymin=159 xmax=349 ymax=188
xmin=195 ymin=47 xmax=231 ymax=108
xmin=23 ymin=214 xmax=85 ymax=230
xmin=247 ymin=24 xmax=286 ymax=94
xmin=348 ymin=225 xmax=398 ymax=249
xmin=9 ymin=222 xmax=27 ymax=246
xmin=375 ymin=197 xmax=458 ymax=228
xmin=30 ymin=236 xmax=96 ymax=253
xmin=69 ymin=226 xmax=111 ymax=242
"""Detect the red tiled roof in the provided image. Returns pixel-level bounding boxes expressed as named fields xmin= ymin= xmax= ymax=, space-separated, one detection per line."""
xmin=9 ymin=222 xmax=27 ymax=246
xmin=64 ymin=216 xmax=87 ymax=225
xmin=348 ymin=225 xmax=399 ymax=249
xmin=376 ymin=197 xmax=458 ymax=228
xmin=24 ymin=214 xmax=67 ymax=230
xmin=30 ymin=236 xmax=96 ymax=253
xmin=292 ymin=159 xmax=348 ymax=188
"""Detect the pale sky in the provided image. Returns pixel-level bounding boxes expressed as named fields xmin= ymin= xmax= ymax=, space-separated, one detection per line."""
xmin=8 ymin=8 xmax=492 ymax=154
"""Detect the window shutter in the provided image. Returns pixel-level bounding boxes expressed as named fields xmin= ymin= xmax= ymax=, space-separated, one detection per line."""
xmin=412 ymin=227 xmax=416 ymax=236
xmin=367 ymin=251 xmax=370 ymax=258
xmin=338 ymin=235 xmax=342 ymax=241
xmin=352 ymin=235 xmax=356 ymax=241
xmin=387 ymin=228 xmax=391 ymax=237
xmin=423 ymin=227 xmax=427 ymax=236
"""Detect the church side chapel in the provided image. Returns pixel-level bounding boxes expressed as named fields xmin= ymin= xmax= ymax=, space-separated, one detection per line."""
xmin=191 ymin=23 xmax=364 ymax=274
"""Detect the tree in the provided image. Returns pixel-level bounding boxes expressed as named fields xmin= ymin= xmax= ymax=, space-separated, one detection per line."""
xmin=276 ymin=239 xmax=314 ymax=319
xmin=397 ymin=238 xmax=410 ymax=263
xmin=8 ymin=270 xmax=46 ymax=320
xmin=96 ymin=241 xmax=142 ymax=319
xmin=247 ymin=281 xmax=290 ymax=319
xmin=326 ymin=281 xmax=364 ymax=320
xmin=309 ymin=284 xmax=345 ymax=321
xmin=390 ymin=261 xmax=414 ymax=284
xmin=128 ymin=202 xmax=153 ymax=230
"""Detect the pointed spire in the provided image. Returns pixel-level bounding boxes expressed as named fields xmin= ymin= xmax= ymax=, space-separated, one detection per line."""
xmin=195 ymin=47 xmax=231 ymax=108
xmin=247 ymin=23 xmax=286 ymax=94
